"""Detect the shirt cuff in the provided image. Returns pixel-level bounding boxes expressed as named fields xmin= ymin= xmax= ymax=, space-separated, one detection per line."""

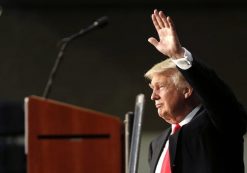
xmin=171 ymin=47 xmax=193 ymax=70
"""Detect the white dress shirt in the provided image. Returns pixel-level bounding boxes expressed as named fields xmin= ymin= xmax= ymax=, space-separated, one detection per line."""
xmin=172 ymin=47 xmax=193 ymax=70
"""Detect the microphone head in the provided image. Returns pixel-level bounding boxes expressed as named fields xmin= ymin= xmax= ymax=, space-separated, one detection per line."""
xmin=93 ymin=16 xmax=109 ymax=28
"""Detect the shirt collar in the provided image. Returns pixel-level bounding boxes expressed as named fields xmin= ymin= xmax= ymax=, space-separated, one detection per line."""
xmin=171 ymin=104 xmax=202 ymax=130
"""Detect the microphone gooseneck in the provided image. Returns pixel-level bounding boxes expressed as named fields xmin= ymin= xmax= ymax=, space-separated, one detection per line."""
xmin=61 ymin=16 xmax=109 ymax=43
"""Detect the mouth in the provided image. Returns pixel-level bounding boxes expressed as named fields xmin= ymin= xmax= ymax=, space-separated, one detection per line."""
xmin=155 ymin=103 xmax=162 ymax=109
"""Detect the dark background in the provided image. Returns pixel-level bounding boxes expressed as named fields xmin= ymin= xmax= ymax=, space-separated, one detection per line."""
xmin=0 ymin=0 xmax=246 ymax=172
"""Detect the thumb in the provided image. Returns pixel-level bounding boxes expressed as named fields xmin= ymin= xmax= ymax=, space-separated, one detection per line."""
xmin=148 ymin=37 xmax=159 ymax=47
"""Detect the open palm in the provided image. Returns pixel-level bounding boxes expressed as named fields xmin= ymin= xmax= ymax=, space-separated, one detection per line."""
xmin=148 ymin=10 xmax=184 ymax=59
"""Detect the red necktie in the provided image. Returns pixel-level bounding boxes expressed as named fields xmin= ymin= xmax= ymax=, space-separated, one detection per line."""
xmin=160 ymin=124 xmax=181 ymax=173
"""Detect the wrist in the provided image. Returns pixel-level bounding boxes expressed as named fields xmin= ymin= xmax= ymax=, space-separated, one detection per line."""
xmin=171 ymin=47 xmax=185 ymax=59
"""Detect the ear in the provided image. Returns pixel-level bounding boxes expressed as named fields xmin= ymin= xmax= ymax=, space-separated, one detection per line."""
xmin=183 ymin=86 xmax=193 ymax=99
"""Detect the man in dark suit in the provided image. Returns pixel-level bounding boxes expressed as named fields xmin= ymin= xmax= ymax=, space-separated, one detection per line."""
xmin=145 ymin=9 xmax=247 ymax=173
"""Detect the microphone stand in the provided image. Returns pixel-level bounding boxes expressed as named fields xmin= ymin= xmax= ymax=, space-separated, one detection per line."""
xmin=42 ymin=27 xmax=89 ymax=99
xmin=42 ymin=41 xmax=68 ymax=98
xmin=42 ymin=16 xmax=108 ymax=99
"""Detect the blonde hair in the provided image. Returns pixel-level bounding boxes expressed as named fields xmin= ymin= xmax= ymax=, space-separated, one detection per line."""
xmin=144 ymin=58 xmax=190 ymax=89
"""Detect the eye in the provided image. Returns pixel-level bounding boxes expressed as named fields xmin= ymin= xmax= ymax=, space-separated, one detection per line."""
xmin=159 ymin=84 xmax=165 ymax=89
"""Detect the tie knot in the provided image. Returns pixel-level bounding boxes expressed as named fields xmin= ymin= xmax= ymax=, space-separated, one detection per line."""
xmin=172 ymin=124 xmax=181 ymax=134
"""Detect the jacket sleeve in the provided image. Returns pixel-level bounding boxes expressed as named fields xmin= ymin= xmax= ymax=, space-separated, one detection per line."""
xmin=178 ymin=58 xmax=247 ymax=136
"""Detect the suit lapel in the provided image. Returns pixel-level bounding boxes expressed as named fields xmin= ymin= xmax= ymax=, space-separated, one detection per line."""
xmin=169 ymin=128 xmax=181 ymax=169
xmin=168 ymin=106 xmax=204 ymax=170
xmin=150 ymin=128 xmax=171 ymax=173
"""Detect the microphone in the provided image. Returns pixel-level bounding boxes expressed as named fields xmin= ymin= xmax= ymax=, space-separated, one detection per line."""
xmin=61 ymin=16 xmax=109 ymax=43
xmin=93 ymin=16 xmax=109 ymax=28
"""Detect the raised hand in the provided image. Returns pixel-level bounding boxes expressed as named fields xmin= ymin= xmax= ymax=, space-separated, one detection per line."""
xmin=148 ymin=9 xmax=184 ymax=59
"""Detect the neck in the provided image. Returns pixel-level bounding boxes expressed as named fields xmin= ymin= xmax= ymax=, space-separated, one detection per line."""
xmin=174 ymin=96 xmax=201 ymax=124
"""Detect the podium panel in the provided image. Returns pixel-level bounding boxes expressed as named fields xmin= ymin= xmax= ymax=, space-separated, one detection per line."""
xmin=25 ymin=96 xmax=123 ymax=173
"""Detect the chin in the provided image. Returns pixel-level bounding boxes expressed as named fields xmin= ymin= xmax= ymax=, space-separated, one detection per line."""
xmin=157 ymin=110 xmax=164 ymax=117
xmin=159 ymin=114 xmax=169 ymax=120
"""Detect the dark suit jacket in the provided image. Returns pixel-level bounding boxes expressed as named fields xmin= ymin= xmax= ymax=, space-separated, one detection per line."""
xmin=148 ymin=59 xmax=247 ymax=173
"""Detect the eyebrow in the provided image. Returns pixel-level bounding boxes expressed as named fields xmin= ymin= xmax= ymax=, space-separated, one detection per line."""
xmin=150 ymin=81 xmax=170 ymax=88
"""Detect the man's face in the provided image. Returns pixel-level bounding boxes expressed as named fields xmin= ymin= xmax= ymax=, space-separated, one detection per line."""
xmin=149 ymin=72 xmax=186 ymax=124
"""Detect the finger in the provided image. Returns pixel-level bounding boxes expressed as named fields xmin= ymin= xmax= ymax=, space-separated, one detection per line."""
xmin=159 ymin=11 xmax=169 ymax=28
xmin=151 ymin=14 xmax=161 ymax=31
xmin=167 ymin=16 xmax=176 ymax=30
xmin=148 ymin=37 xmax=159 ymax=47
xmin=154 ymin=9 xmax=165 ymax=28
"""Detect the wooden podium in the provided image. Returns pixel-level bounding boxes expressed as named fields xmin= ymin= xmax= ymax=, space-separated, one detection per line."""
xmin=25 ymin=96 xmax=123 ymax=173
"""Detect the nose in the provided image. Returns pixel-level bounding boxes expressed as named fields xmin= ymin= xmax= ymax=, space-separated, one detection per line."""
xmin=151 ymin=89 xmax=159 ymax=100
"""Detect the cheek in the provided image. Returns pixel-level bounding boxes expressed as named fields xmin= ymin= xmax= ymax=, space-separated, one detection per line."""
xmin=163 ymin=91 xmax=183 ymax=108
xmin=161 ymin=90 xmax=175 ymax=102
